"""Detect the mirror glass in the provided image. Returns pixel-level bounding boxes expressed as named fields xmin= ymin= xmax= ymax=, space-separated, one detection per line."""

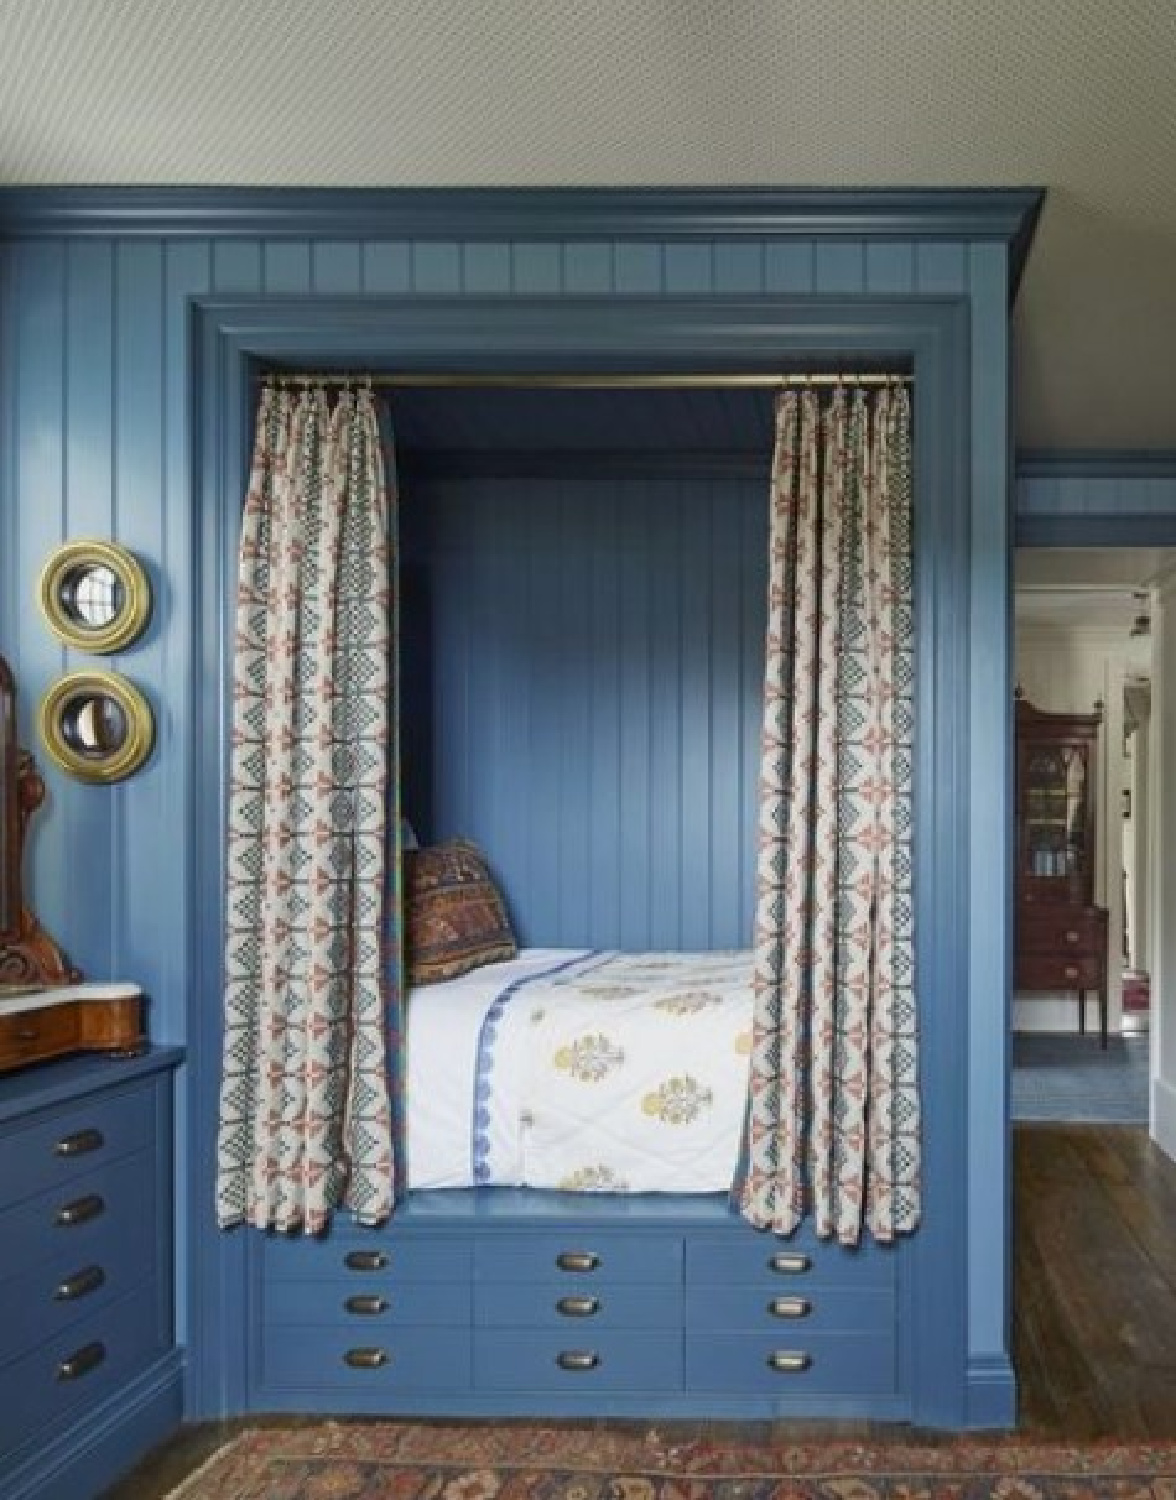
xmin=39 ymin=542 xmax=151 ymax=654
xmin=0 ymin=655 xmax=17 ymax=939
xmin=39 ymin=670 xmax=154 ymax=784
xmin=60 ymin=693 xmax=129 ymax=758
xmin=59 ymin=563 xmax=125 ymax=630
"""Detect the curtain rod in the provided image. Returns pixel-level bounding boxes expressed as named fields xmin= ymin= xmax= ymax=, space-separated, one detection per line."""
xmin=260 ymin=371 xmax=912 ymax=390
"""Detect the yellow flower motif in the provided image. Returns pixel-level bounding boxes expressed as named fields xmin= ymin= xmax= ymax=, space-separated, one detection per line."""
xmin=553 ymin=1033 xmax=625 ymax=1082
xmin=558 ymin=1164 xmax=630 ymax=1192
xmin=641 ymin=1075 xmax=714 ymax=1125
xmin=653 ymin=989 xmax=722 ymax=1015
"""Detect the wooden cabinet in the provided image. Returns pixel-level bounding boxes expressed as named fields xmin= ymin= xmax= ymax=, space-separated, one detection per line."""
xmin=1014 ymin=695 xmax=1110 ymax=1045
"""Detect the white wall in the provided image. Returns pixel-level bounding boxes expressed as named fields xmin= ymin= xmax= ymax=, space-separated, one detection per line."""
xmin=1152 ymin=581 xmax=1176 ymax=1155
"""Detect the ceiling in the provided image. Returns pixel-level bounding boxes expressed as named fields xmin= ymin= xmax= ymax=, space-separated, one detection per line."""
xmin=3 ymin=1 xmax=1176 ymax=452
xmin=1014 ymin=548 xmax=1175 ymax=671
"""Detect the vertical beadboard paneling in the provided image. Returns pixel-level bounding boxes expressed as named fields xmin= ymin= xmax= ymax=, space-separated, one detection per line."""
xmin=915 ymin=243 xmax=967 ymax=295
xmin=361 ymin=241 xmax=411 ymax=295
xmin=211 ymin=240 xmax=262 ymax=294
xmin=815 ymin=241 xmax=865 ymax=294
xmin=562 ymin=242 xmax=613 ymax=295
xmin=663 ymin=243 xmax=713 ymax=295
xmin=765 ymin=242 xmax=814 ymax=294
xmin=510 ymin=242 xmax=561 ymax=295
xmin=866 ymin=242 xmax=916 ymax=295
xmin=713 ymin=242 xmax=765 ymax=294
xmin=616 ymin=479 xmax=653 ymax=948
xmin=677 ymin=480 xmax=714 ymax=945
xmin=461 ymin=242 xmax=511 ymax=295
xmin=0 ymin=248 xmax=16 ymax=654
xmin=261 ymin=240 xmax=311 ymax=296
xmin=411 ymin=242 xmax=461 ymax=294
xmin=310 ymin=240 xmax=363 ymax=294
xmin=613 ymin=242 xmax=662 ymax=296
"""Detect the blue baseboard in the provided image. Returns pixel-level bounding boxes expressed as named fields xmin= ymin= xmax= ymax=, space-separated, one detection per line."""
xmin=965 ymin=1354 xmax=1017 ymax=1429
xmin=6 ymin=1350 xmax=184 ymax=1500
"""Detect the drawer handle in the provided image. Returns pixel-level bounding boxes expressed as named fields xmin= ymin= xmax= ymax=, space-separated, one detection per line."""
xmin=556 ymin=1296 xmax=600 ymax=1317
xmin=15 ymin=1024 xmax=39 ymax=1041
xmin=767 ymin=1350 xmax=812 ymax=1374
xmin=556 ymin=1251 xmax=600 ymax=1273
xmin=56 ymin=1194 xmax=105 ymax=1228
xmin=768 ymin=1296 xmax=812 ymax=1319
xmin=556 ymin=1350 xmax=600 ymax=1371
xmin=54 ymin=1128 xmax=105 ymax=1158
xmin=54 ymin=1265 xmax=107 ymax=1302
xmin=1065 ymin=930 xmax=1080 ymax=944
xmin=345 ymin=1294 xmax=390 ymax=1316
xmin=1063 ymin=965 xmax=1079 ymax=981
xmin=344 ymin=1250 xmax=389 ymax=1272
xmin=57 ymin=1341 xmax=106 ymax=1381
xmin=343 ymin=1346 xmax=390 ymax=1368
xmin=769 ymin=1252 xmax=810 ymax=1275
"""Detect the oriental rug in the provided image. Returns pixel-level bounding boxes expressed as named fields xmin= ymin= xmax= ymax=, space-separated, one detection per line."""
xmin=164 ymin=1420 xmax=1176 ymax=1500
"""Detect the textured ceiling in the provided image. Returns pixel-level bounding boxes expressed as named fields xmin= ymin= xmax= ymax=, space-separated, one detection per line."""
xmin=3 ymin=1 xmax=1176 ymax=450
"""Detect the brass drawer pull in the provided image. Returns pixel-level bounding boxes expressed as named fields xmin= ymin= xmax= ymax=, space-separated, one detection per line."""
xmin=344 ymin=1249 xmax=389 ymax=1272
xmin=55 ymin=1194 xmax=105 ymax=1227
xmin=343 ymin=1346 xmax=389 ymax=1368
xmin=1065 ymin=930 xmax=1080 ymax=943
xmin=345 ymin=1294 xmax=389 ymax=1315
xmin=769 ymin=1252 xmax=810 ymax=1275
xmin=556 ymin=1251 xmax=600 ymax=1272
xmin=556 ymin=1296 xmax=600 ymax=1317
xmin=54 ymin=1265 xmax=106 ymax=1302
xmin=1063 ymin=965 xmax=1079 ymax=981
xmin=767 ymin=1350 xmax=812 ymax=1373
xmin=556 ymin=1350 xmax=600 ymax=1371
xmin=54 ymin=1128 xmax=105 ymax=1158
xmin=768 ymin=1296 xmax=812 ymax=1319
xmin=15 ymin=1025 xmax=39 ymax=1041
xmin=56 ymin=1341 xmax=106 ymax=1381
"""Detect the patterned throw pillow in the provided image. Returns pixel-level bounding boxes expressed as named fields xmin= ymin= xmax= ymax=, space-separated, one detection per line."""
xmin=404 ymin=838 xmax=517 ymax=986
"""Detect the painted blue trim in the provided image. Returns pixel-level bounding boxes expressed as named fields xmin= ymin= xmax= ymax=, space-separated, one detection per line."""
xmin=1017 ymin=516 xmax=1176 ymax=547
xmin=965 ymin=1355 xmax=1017 ymax=1429
xmin=1017 ymin=448 xmax=1176 ymax=479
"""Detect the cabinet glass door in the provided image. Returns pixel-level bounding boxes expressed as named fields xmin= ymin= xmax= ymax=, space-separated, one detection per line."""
xmin=1022 ymin=743 xmax=1087 ymax=884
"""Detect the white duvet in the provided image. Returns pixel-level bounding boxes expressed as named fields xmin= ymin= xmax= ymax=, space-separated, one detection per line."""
xmin=405 ymin=948 xmax=754 ymax=1193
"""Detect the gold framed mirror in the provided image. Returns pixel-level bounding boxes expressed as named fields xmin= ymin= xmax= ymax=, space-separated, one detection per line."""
xmin=38 ymin=672 xmax=154 ymax=783
xmin=38 ymin=540 xmax=151 ymax=654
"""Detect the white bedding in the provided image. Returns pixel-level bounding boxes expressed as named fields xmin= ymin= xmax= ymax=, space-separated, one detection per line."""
xmin=405 ymin=948 xmax=754 ymax=1193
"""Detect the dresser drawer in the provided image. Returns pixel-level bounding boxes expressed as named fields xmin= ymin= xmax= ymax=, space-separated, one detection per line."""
xmin=261 ymin=1324 xmax=471 ymax=1391
xmin=685 ymin=1330 xmax=896 ymax=1395
xmin=262 ymin=1232 xmax=469 ymax=1284
xmin=686 ymin=1234 xmax=895 ymax=1287
xmin=0 ymin=1281 xmax=163 ymax=1456
xmin=1018 ymin=906 xmax=1106 ymax=951
xmin=476 ymin=1281 xmax=682 ymax=1329
xmin=0 ymin=1004 xmax=80 ymax=1072
xmin=0 ymin=1084 xmax=153 ymax=1208
xmin=264 ymin=1277 xmax=470 ymax=1328
xmin=0 ymin=1151 xmax=153 ymax=1282
xmin=1016 ymin=954 xmax=1102 ymax=990
xmin=474 ymin=1233 xmax=681 ymax=1284
xmin=685 ymin=1283 xmax=894 ymax=1333
xmin=473 ymin=1329 xmax=681 ymax=1392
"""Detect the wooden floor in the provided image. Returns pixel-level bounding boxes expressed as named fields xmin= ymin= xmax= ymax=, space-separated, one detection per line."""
xmin=102 ymin=1124 xmax=1176 ymax=1496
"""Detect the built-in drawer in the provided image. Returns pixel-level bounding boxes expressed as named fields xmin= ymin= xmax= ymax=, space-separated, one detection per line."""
xmin=473 ymin=1329 xmax=681 ymax=1392
xmin=261 ymin=1324 xmax=471 ymax=1391
xmin=0 ymin=1200 xmax=155 ymax=1368
xmin=684 ymin=1283 xmax=894 ymax=1332
xmin=0 ymin=1151 xmax=153 ymax=1283
xmin=0 ymin=1004 xmax=80 ymax=1073
xmin=262 ymin=1232 xmax=469 ymax=1284
xmin=686 ymin=1234 xmax=895 ymax=1287
xmin=475 ymin=1281 xmax=682 ymax=1329
xmin=0 ymin=1281 xmax=163 ymax=1456
xmin=685 ymin=1329 xmax=897 ymax=1395
xmin=264 ymin=1277 xmax=470 ymax=1327
xmin=0 ymin=1084 xmax=153 ymax=1208
xmin=1016 ymin=954 xmax=1102 ymax=991
xmin=1018 ymin=906 xmax=1106 ymax=950
xmin=474 ymin=1233 xmax=681 ymax=1284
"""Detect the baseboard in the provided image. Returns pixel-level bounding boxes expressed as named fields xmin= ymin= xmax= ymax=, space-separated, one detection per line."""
xmin=1153 ymin=1074 xmax=1176 ymax=1161
xmin=964 ymin=1353 xmax=1017 ymax=1429
xmin=6 ymin=1349 xmax=185 ymax=1500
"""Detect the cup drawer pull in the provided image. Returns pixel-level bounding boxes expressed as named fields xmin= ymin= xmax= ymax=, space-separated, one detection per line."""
xmin=769 ymin=1252 xmax=811 ymax=1275
xmin=345 ymin=1294 xmax=389 ymax=1315
xmin=54 ymin=1128 xmax=105 ymax=1158
xmin=344 ymin=1250 xmax=388 ymax=1272
xmin=556 ymin=1350 xmax=600 ymax=1371
xmin=768 ymin=1296 xmax=812 ymax=1319
xmin=557 ymin=1296 xmax=600 ymax=1317
xmin=56 ymin=1194 xmax=105 ymax=1227
xmin=57 ymin=1341 xmax=106 ymax=1381
xmin=767 ymin=1350 xmax=812 ymax=1373
xmin=343 ymin=1347 xmax=389 ymax=1368
xmin=54 ymin=1265 xmax=106 ymax=1301
xmin=556 ymin=1251 xmax=600 ymax=1272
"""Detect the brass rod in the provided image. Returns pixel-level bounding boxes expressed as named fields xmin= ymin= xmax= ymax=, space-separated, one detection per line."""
xmin=259 ymin=370 xmax=911 ymax=389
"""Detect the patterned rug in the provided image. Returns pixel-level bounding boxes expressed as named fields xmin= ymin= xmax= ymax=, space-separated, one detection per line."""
xmin=165 ymin=1421 xmax=1176 ymax=1500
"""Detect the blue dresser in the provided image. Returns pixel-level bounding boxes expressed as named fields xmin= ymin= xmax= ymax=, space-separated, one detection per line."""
xmin=252 ymin=1190 xmax=907 ymax=1419
xmin=0 ymin=1050 xmax=183 ymax=1500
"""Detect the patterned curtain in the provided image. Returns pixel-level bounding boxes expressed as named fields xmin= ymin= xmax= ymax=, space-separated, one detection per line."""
xmin=740 ymin=383 xmax=919 ymax=1245
xmin=217 ymin=385 xmax=397 ymax=1233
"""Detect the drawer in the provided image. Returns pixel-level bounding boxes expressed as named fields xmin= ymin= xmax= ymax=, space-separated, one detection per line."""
xmin=476 ymin=1281 xmax=682 ymax=1329
xmin=473 ymin=1329 xmax=681 ymax=1392
xmin=0 ymin=1083 xmax=153 ymax=1208
xmin=685 ymin=1283 xmax=893 ymax=1332
xmin=0 ymin=1202 xmax=155 ymax=1367
xmin=686 ymin=1234 xmax=895 ymax=1287
xmin=0 ymin=1281 xmax=163 ymax=1457
xmin=261 ymin=1324 xmax=471 ymax=1391
xmin=1016 ymin=954 xmax=1102 ymax=991
xmin=474 ymin=1233 xmax=681 ymax=1284
xmin=0 ymin=1151 xmax=154 ymax=1282
xmin=264 ymin=1277 xmax=469 ymax=1327
xmin=1019 ymin=906 xmax=1106 ymax=950
xmin=685 ymin=1330 xmax=896 ymax=1396
xmin=262 ymin=1232 xmax=469 ymax=1283
xmin=0 ymin=1004 xmax=80 ymax=1072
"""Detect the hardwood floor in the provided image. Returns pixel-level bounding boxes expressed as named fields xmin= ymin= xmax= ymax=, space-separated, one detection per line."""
xmin=101 ymin=1124 xmax=1176 ymax=1495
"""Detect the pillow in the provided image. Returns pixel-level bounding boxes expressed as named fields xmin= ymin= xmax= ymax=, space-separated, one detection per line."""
xmin=403 ymin=838 xmax=517 ymax=986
